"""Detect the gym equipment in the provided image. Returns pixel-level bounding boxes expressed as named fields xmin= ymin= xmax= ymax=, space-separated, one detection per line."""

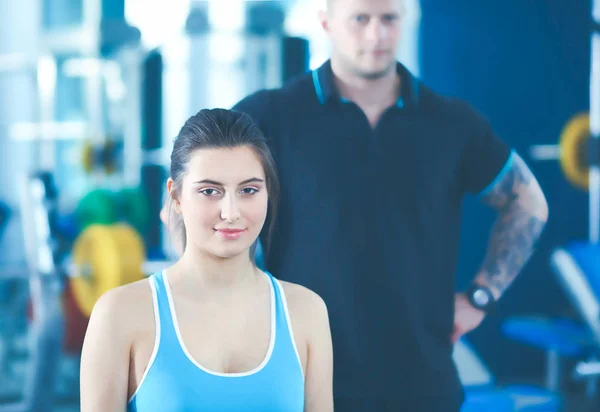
xmin=1 ymin=0 xmax=148 ymax=405
xmin=502 ymin=385 xmax=563 ymax=411
xmin=80 ymin=136 xmax=173 ymax=175
xmin=62 ymin=283 xmax=91 ymax=353
xmin=503 ymin=253 xmax=600 ymax=397
xmin=74 ymin=189 xmax=119 ymax=229
xmin=529 ymin=0 xmax=600 ymax=243
xmin=551 ymin=244 xmax=600 ymax=388
xmin=24 ymin=284 xmax=88 ymax=354
xmin=82 ymin=139 xmax=122 ymax=175
xmin=0 ymin=171 xmax=165 ymax=411
xmin=73 ymin=187 xmax=151 ymax=234
xmin=502 ymin=316 xmax=594 ymax=391
xmin=70 ymin=223 xmax=145 ymax=317
xmin=0 ymin=172 xmax=67 ymax=412
xmin=531 ymin=113 xmax=592 ymax=191
xmin=454 ymin=338 xmax=494 ymax=389
xmin=118 ymin=187 xmax=151 ymax=236
xmin=0 ymin=200 xmax=9 ymax=242
xmin=462 ymin=389 xmax=515 ymax=412
xmin=558 ymin=113 xmax=591 ymax=191
xmin=503 ymin=317 xmax=591 ymax=358
xmin=53 ymin=212 xmax=79 ymax=243
xmin=504 ymin=0 xmax=600 ymax=402
xmin=456 ymin=338 xmax=562 ymax=411
xmin=81 ymin=138 xmax=171 ymax=178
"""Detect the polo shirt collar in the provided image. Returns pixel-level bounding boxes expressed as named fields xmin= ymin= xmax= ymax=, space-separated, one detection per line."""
xmin=312 ymin=59 xmax=420 ymax=108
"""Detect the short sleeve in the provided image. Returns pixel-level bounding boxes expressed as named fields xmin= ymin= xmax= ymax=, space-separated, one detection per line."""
xmin=459 ymin=105 xmax=513 ymax=196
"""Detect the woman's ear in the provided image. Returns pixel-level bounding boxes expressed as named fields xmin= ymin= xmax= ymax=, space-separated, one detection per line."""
xmin=167 ymin=178 xmax=181 ymax=213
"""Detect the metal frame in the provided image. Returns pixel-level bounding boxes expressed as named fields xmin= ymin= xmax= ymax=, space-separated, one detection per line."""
xmin=551 ymin=249 xmax=600 ymax=345
xmin=530 ymin=1 xmax=600 ymax=391
xmin=590 ymin=0 xmax=600 ymax=244
xmin=551 ymin=248 xmax=600 ymax=396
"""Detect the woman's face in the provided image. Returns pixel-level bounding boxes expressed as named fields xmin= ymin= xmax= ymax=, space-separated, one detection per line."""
xmin=171 ymin=145 xmax=268 ymax=259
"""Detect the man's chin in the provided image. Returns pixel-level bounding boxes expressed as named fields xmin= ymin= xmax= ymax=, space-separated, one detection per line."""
xmin=356 ymin=61 xmax=396 ymax=80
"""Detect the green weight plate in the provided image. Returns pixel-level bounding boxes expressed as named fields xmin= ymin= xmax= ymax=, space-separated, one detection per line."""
xmin=118 ymin=187 xmax=151 ymax=235
xmin=75 ymin=189 xmax=119 ymax=229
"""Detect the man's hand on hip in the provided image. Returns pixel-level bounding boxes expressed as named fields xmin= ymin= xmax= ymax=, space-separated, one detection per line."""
xmin=451 ymin=293 xmax=485 ymax=343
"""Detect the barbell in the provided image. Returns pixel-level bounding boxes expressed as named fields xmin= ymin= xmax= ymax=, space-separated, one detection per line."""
xmin=530 ymin=112 xmax=595 ymax=190
xmin=559 ymin=113 xmax=591 ymax=190
xmin=24 ymin=223 xmax=145 ymax=350
xmin=20 ymin=227 xmax=144 ymax=354
xmin=81 ymin=139 xmax=169 ymax=175
xmin=82 ymin=139 xmax=121 ymax=175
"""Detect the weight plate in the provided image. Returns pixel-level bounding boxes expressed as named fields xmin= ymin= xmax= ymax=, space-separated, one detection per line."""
xmin=75 ymin=189 xmax=119 ymax=229
xmin=118 ymin=188 xmax=151 ymax=235
xmin=559 ymin=113 xmax=590 ymax=190
xmin=70 ymin=224 xmax=144 ymax=317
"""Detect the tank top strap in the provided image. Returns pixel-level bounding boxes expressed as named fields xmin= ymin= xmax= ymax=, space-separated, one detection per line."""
xmin=149 ymin=270 xmax=179 ymax=347
xmin=263 ymin=272 xmax=302 ymax=367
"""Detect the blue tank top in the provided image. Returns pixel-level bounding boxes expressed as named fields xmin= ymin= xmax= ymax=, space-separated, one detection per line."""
xmin=128 ymin=270 xmax=305 ymax=411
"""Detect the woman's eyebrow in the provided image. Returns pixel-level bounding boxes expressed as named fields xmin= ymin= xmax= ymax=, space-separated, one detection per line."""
xmin=193 ymin=178 xmax=264 ymax=186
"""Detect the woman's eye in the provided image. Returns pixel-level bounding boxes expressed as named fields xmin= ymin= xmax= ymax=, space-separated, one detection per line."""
xmin=242 ymin=187 xmax=258 ymax=195
xmin=200 ymin=188 xmax=220 ymax=196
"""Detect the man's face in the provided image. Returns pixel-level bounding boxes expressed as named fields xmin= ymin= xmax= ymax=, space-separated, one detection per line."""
xmin=322 ymin=0 xmax=405 ymax=79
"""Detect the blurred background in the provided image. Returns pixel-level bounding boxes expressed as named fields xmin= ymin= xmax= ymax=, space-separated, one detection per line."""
xmin=0 ymin=0 xmax=598 ymax=410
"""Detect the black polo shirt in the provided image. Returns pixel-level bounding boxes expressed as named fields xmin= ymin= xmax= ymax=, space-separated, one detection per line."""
xmin=233 ymin=60 xmax=512 ymax=408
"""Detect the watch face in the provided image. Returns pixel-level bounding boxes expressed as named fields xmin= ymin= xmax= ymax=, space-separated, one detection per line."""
xmin=473 ymin=289 xmax=490 ymax=307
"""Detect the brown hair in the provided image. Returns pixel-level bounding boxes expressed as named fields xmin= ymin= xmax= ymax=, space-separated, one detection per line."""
xmin=167 ymin=108 xmax=279 ymax=261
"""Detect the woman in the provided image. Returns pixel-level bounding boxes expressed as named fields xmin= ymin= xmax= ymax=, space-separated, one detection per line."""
xmin=80 ymin=109 xmax=334 ymax=411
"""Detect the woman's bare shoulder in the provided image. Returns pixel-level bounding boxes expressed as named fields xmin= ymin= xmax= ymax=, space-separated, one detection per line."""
xmin=276 ymin=279 xmax=329 ymax=325
xmin=89 ymin=277 xmax=155 ymax=335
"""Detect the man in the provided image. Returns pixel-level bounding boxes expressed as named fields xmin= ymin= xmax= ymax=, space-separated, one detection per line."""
xmin=230 ymin=0 xmax=549 ymax=409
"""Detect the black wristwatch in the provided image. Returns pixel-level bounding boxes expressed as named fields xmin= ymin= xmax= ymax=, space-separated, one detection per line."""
xmin=466 ymin=284 xmax=496 ymax=314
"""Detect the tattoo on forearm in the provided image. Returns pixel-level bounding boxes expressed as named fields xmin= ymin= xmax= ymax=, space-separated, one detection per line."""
xmin=480 ymin=209 xmax=546 ymax=294
xmin=478 ymin=154 xmax=548 ymax=295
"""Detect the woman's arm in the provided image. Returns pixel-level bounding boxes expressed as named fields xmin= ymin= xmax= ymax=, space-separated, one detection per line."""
xmin=303 ymin=293 xmax=334 ymax=412
xmin=80 ymin=288 xmax=132 ymax=411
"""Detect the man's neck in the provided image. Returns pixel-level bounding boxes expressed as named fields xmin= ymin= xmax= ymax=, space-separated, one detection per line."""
xmin=330 ymin=58 xmax=400 ymax=110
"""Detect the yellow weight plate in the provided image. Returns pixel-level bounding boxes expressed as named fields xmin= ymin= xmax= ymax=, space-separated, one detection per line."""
xmin=70 ymin=225 xmax=144 ymax=317
xmin=111 ymin=224 xmax=145 ymax=283
xmin=82 ymin=142 xmax=95 ymax=174
xmin=559 ymin=113 xmax=590 ymax=190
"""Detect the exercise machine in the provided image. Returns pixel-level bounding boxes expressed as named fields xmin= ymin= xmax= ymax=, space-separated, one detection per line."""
xmin=502 ymin=0 xmax=600 ymax=407
xmin=456 ymin=338 xmax=562 ymax=411
xmin=0 ymin=173 xmax=66 ymax=412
